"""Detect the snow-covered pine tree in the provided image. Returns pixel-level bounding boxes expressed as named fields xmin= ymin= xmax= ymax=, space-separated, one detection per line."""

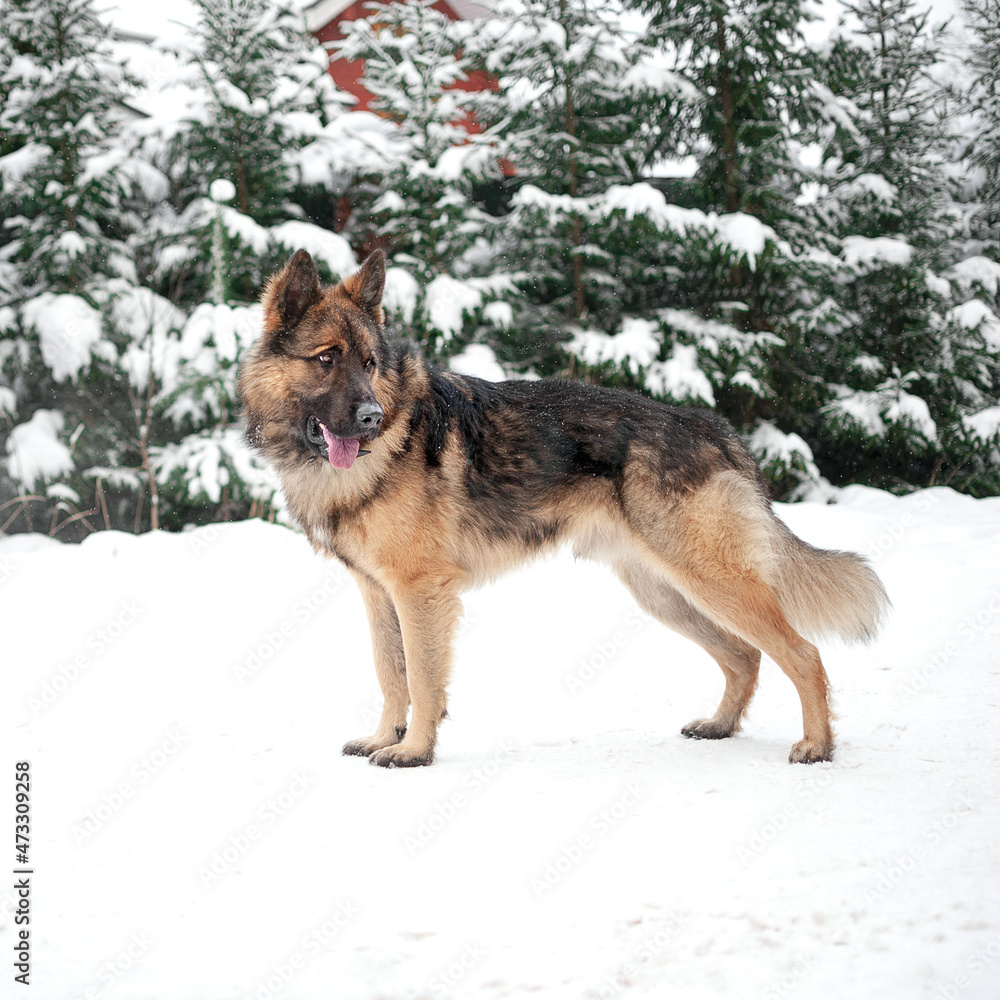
xmin=335 ymin=0 xmax=474 ymax=168
xmin=174 ymin=0 xmax=337 ymax=221
xmin=129 ymin=0 xmax=365 ymax=528
xmin=942 ymin=0 xmax=1000 ymax=494
xmin=455 ymin=0 xmax=697 ymax=373
xmin=802 ymin=0 xmax=999 ymax=492
xmin=331 ymin=0 xmax=503 ymax=359
xmin=0 ymin=0 xmax=345 ymax=535
xmin=0 ymin=0 xmax=158 ymax=536
xmin=632 ymin=0 xmax=819 ymax=220
xmin=618 ymin=0 xmax=841 ymax=457
xmin=153 ymin=0 xmax=346 ymax=306
xmin=962 ymin=0 xmax=1000 ymax=250
xmin=459 ymin=0 xmax=823 ymax=494
xmin=0 ymin=0 xmax=136 ymax=290
xmin=818 ymin=0 xmax=953 ymax=255
xmin=473 ymin=0 xmax=630 ymax=328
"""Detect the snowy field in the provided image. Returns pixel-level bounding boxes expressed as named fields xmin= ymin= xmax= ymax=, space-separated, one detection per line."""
xmin=2 ymin=485 xmax=999 ymax=999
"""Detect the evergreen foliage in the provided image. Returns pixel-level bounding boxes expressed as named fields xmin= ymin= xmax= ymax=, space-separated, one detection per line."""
xmin=962 ymin=0 xmax=1000 ymax=248
xmin=151 ymin=0 xmax=347 ymax=305
xmin=1 ymin=0 xmax=998 ymax=542
xmin=0 ymin=0 xmax=136 ymax=289
xmin=800 ymin=0 xmax=1000 ymax=493
xmin=332 ymin=0 xmax=501 ymax=356
xmin=634 ymin=0 xmax=820 ymax=218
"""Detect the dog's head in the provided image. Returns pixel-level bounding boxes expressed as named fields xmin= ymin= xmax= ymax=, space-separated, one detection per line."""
xmin=239 ymin=249 xmax=397 ymax=470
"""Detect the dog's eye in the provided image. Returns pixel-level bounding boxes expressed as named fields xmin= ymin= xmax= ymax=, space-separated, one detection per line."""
xmin=364 ymin=358 xmax=376 ymax=373
xmin=316 ymin=351 xmax=337 ymax=366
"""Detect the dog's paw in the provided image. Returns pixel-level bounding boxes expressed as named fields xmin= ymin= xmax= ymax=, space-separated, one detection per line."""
xmin=342 ymin=733 xmax=399 ymax=757
xmin=788 ymin=739 xmax=833 ymax=764
xmin=369 ymin=742 xmax=435 ymax=768
xmin=681 ymin=717 xmax=736 ymax=740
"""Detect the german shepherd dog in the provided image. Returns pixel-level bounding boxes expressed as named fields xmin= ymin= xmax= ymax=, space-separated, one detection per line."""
xmin=239 ymin=249 xmax=889 ymax=768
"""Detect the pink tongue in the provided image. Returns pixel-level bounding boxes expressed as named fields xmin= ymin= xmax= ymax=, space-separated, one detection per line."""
xmin=320 ymin=424 xmax=360 ymax=470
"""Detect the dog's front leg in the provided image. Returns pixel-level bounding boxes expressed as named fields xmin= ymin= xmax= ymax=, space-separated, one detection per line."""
xmin=368 ymin=576 xmax=461 ymax=768
xmin=342 ymin=571 xmax=411 ymax=758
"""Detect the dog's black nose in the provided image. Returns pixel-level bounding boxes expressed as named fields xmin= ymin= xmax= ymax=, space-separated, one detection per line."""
xmin=356 ymin=402 xmax=384 ymax=432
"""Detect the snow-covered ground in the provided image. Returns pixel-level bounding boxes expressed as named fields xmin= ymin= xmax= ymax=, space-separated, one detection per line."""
xmin=2 ymin=485 xmax=999 ymax=999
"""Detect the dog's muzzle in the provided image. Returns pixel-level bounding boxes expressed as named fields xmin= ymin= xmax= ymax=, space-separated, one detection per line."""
xmin=304 ymin=413 xmax=375 ymax=467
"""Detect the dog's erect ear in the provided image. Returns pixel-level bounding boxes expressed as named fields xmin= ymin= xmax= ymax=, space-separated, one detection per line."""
xmin=269 ymin=250 xmax=322 ymax=331
xmin=342 ymin=250 xmax=385 ymax=317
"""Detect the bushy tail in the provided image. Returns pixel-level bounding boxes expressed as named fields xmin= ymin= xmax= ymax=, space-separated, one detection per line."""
xmin=768 ymin=520 xmax=891 ymax=644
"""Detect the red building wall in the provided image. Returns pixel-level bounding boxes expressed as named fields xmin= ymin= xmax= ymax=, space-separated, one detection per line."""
xmin=312 ymin=0 xmax=495 ymax=131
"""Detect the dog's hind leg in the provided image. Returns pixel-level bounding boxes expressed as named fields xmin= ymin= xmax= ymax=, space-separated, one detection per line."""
xmin=623 ymin=470 xmax=834 ymax=762
xmin=614 ymin=560 xmax=760 ymax=740
xmin=671 ymin=569 xmax=833 ymax=762
xmin=342 ymin=572 xmax=411 ymax=758
xmin=368 ymin=574 xmax=462 ymax=768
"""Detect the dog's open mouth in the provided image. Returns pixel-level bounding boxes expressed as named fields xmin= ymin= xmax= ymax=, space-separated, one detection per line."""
xmin=305 ymin=416 xmax=370 ymax=470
